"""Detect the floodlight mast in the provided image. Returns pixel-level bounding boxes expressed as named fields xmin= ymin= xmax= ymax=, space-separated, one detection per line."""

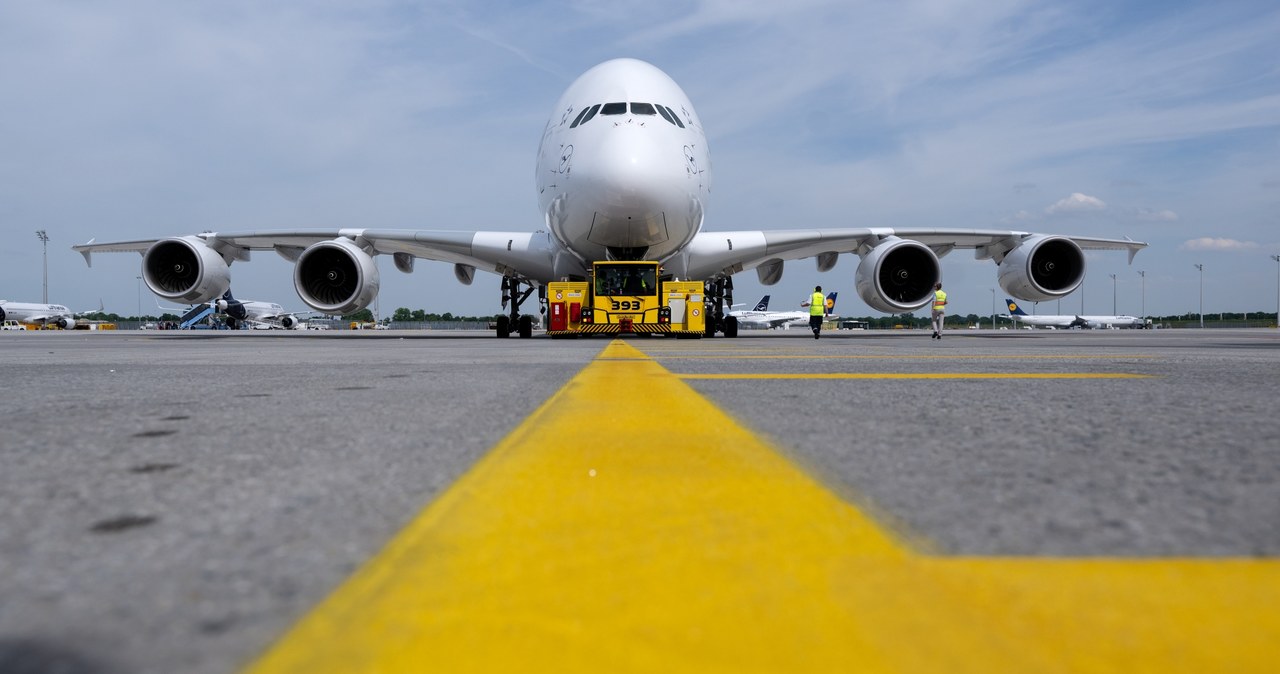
xmin=36 ymin=230 xmax=50 ymax=304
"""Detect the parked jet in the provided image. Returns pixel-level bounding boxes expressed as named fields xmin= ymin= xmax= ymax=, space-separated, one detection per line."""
xmin=214 ymin=291 xmax=307 ymax=329
xmin=72 ymin=58 xmax=1146 ymax=339
xmin=160 ymin=290 xmax=308 ymax=329
xmin=1004 ymin=299 xmax=1147 ymax=329
xmin=726 ymin=295 xmax=771 ymax=322
xmin=736 ymin=292 xmax=839 ymax=329
xmin=0 ymin=300 xmax=86 ymax=329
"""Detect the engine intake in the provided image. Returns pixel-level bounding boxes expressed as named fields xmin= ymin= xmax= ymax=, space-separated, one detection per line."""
xmin=142 ymin=236 xmax=232 ymax=304
xmin=294 ymin=238 xmax=380 ymax=315
xmin=997 ymin=235 xmax=1085 ymax=301
xmin=855 ymin=237 xmax=940 ymax=313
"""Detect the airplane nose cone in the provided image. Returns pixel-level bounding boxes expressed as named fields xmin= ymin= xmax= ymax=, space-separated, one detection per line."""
xmin=579 ymin=127 xmax=684 ymax=214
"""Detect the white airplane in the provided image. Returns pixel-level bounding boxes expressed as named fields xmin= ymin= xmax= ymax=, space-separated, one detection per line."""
xmin=1004 ymin=298 xmax=1148 ymax=329
xmin=71 ymin=58 xmax=1146 ymax=338
xmin=726 ymin=295 xmax=771 ymax=322
xmin=735 ymin=292 xmax=839 ymax=329
xmin=212 ymin=290 xmax=307 ymax=329
xmin=159 ymin=290 xmax=307 ymax=329
xmin=0 ymin=300 xmax=84 ymax=329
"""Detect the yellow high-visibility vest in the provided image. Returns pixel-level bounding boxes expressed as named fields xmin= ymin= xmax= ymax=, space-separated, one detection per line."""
xmin=932 ymin=290 xmax=948 ymax=311
xmin=810 ymin=292 xmax=825 ymax=316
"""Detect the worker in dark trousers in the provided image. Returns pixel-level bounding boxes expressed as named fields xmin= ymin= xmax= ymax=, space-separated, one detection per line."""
xmin=801 ymin=285 xmax=825 ymax=339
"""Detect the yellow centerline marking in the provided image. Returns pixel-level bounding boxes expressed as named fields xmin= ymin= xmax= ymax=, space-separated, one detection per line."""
xmin=651 ymin=353 xmax=1158 ymax=360
xmin=246 ymin=340 xmax=1278 ymax=673
xmin=679 ymin=373 xmax=1153 ymax=379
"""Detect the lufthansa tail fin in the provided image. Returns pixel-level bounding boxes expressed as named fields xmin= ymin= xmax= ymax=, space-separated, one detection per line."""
xmin=754 ymin=295 xmax=770 ymax=311
xmin=824 ymin=292 xmax=838 ymax=316
xmin=1005 ymin=299 xmax=1028 ymax=316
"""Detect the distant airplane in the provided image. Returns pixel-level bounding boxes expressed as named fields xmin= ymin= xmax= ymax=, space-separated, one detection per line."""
xmin=0 ymin=300 xmax=90 ymax=329
xmin=1004 ymin=298 xmax=1147 ymax=329
xmin=162 ymin=290 xmax=308 ymax=329
xmin=72 ymin=58 xmax=1146 ymax=340
xmin=726 ymin=295 xmax=771 ymax=322
xmin=215 ymin=291 xmax=308 ymax=329
xmin=736 ymin=292 xmax=839 ymax=329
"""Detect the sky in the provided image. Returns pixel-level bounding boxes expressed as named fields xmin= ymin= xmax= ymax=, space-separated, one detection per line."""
xmin=3 ymin=0 xmax=1278 ymax=320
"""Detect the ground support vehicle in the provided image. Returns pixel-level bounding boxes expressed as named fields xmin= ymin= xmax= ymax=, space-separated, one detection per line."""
xmin=544 ymin=261 xmax=706 ymax=338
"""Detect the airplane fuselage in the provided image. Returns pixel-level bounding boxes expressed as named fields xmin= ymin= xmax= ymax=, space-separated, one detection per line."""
xmin=535 ymin=59 xmax=710 ymax=271
xmin=0 ymin=301 xmax=75 ymax=326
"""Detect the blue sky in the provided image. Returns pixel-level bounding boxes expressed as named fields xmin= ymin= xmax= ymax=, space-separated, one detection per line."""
xmin=3 ymin=0 xmax=1278 ymax=319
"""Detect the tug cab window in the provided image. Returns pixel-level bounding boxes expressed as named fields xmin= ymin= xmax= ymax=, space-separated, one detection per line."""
xmin=594 ymin=264 xmax=657 ymax=297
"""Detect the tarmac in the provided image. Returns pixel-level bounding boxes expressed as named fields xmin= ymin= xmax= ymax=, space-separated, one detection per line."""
xmin=1 ymin=328 xmax=1277 ymax=673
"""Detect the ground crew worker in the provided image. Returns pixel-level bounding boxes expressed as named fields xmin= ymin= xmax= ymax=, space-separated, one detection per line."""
xmin=931 ymin=282 xmax=948 ymax=339
xmin=801 ymin=285 xmax=825 ymax=339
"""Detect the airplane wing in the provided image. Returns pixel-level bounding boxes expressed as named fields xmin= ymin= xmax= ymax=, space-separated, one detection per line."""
xmin=682 ymin=227 xmax=1146 ymax=282
xmin=74 ymin=229 xmax=561 ymax=282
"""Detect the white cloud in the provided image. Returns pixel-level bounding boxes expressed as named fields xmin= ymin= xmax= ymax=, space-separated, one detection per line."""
xmin=1046 ymin=193 xmax=1107 ymax=214
xmin=1179 ymin=238 xmax=1259 ymax=251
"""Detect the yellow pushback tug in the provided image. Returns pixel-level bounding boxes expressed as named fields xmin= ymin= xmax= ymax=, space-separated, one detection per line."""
xmin=546 ymin=261 xmax=705 ymax=338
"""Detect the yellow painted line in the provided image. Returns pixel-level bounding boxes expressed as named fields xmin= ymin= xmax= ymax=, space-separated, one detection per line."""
xmin=245 ymin=340 xmax=1279 ymax=673
xmin=646 ymin=353 xmax=1158 ymax=360
xmin=678 ymin=372 xmax=1154 ymax=380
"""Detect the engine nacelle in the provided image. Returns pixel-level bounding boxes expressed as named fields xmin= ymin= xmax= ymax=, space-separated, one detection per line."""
xmin=997 ymin=235 xmax=1085 ymax=301
xmin=54 ymin=317 xmax=77 ymax=330
xmin=855 ymin=237 xmax=940 ymax=313
xmin=294 ymin=238 xmax=380 ymax=315
xmin=280 ymin=314 xmax=300 ymax=330
xmin=142 ymin=236 xmax=232 ymax=304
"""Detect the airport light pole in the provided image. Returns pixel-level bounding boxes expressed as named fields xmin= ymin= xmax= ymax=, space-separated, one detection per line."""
xmin=1194 ymin=263 xmax=1204 ymax=328
xmin=1110 ymin=273 xmax=1117 ymax=314
xmin=1137 ymin=270 xmax=1146 ymax=319
xmin=136 ymin=276 xmax=142 ymax=319
xmin=36 ymin=230 xmax=49 ymax=303
xmin=990 ymin=288 xmax=995 ymax=330
xmin=1272 ymin=255 xmax=1280 ymax=328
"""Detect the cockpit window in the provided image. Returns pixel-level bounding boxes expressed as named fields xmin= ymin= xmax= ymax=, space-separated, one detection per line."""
xmin=663 ymin=105 xmax=685 ymax=128
xmin=630 ymin=102 xmax=657 ymax=115
xmin=600 ymin=102 xmax=627 ymax=115
xmin=655 ymin=105 xmax=676 ymax=125
xmin=570 ymin=103 xmax=601 ymax=129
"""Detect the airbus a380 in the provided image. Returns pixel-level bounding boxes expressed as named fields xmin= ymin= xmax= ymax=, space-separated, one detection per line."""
xmin=73 ymin=59 xmax=1146 ymax=337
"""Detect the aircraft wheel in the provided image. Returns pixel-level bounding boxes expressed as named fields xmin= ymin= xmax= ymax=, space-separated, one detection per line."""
xmin=495 ymin=315 xmax=511 ymax=338
xmin=518 ymin=315 xmax=533 ymax=338
xmin=723 ymin=316 xmax=739 ymax=338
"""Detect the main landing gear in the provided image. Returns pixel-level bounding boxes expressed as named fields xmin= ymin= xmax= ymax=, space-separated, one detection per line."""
xmin=702 ymin=277 xmax=739 ymax=338
xmin=495 ymin=276 xmax=541 ymax=338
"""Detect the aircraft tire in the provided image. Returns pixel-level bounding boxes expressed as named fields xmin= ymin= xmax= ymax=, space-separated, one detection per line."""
xmin=723 ymin=316 xmax=739 ymax=338
xmin=518 ymin=315 xmax=533 ymax=338
xmin=495 ymin=315 xmax=511 ymax=338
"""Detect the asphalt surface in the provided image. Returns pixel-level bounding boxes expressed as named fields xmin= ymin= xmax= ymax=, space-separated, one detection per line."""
xmin=1 ymin=328 xmax=1277 ymax=673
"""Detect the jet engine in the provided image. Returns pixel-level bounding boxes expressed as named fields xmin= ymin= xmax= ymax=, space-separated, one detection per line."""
xmin=53 ymin=317 xmax=77 ymax=329
xmin=142 ymin=236 xmax=232 ymax=304
xmin=294 ymin=238 xmax=380 ymax=315
xmin=997 ymin=235 xmax=1085 ymax=301
xmin=279 ymin=314 xmax=300 ymax=330
xmin=854 ymin=237 xmax=940 ymax=313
